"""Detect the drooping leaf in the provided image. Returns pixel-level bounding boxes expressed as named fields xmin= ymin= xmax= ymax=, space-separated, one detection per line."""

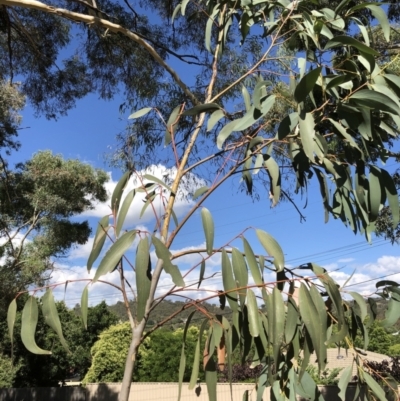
xmin=337 ymin=365 xmax=352 ymax=401
xmin=178 ymin=310 xmax=196 ymax=401
xmin=128 ymin=107 xmax=152 ymax=119
xmin=198 ymin=259 xmax=206 ymax=289
xmin=232 ymin=248 xmax=248 ymax=307
xmin=7 ymin=299 xmax=17 ymax=347
xmin=81 ymin=285 xmax=89 ymax=329
xmin=264 ymin=155 xmax=281 ymax=206
xmin=324 ymin=36 xmax=379 ymax=56
xmin=217 ymin=120 xmax=238 ymax=150
xmin=243 ymin=237 xmax=263 ymax=286
xmin=152 ymin=236 xmax=185 ymax=287
xmin=165 ymin=105 xmax=181 ymax=146
xmin=111 ymin=171 xmax=131 ymax=215
xmin=294 ymin=67 xmax=322 ymax=103
xmin=221 ymin=250 xmax=238 ymax=312
xmin=362 ymin=371 xmax=387 ymax=401
xmin=93 ymin=230 xmax=137 ymax=282
xmin=277 ymin=112 xmax=298 ymax=140
xmin=242 ymin=85 xmax=251 ymax=111
xmin=256 ymin=230 xmax=285 ymax=272
xmin=189 ymin=318 xmax=209 ymax=389
xmin=379 ymin=168 xmax=400 ymax=227
xmin=42 ymin=289 xmax=69 ymax=352
xmin=368 ymin=167 xmax=382 ymax=222
xmin=21 ymin=296 xmax=51 ymax=355
xmin=182 ymin=103 xmax=221 ymax=116
xmin=383 ymin=297 xmax=400 ymax=327
xmin=271 ymin=287 xmax=285 ymax=366
xmin=136 ymin=237 xmax=151 ymax=322
xmin=87 ymin=215 xmax=109 ymax=273
xmin=201 ymin=208 xmax=214 ymax=256
xmin=366 ymin=5 xmax=390 ymax=41
xmin=247 ymin=289 xmax=260 ymax=337
xmin=349 ymin=292 xmax=367 ymax=322
xmin=299 ymin=112 xmax=316 ymax=162
xmin=116 ymin=189 xmax=135 ymax=238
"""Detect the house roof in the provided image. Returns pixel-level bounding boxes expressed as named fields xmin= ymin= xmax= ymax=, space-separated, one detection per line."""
xmin=307 ymin=348 xmax=390 ymax=378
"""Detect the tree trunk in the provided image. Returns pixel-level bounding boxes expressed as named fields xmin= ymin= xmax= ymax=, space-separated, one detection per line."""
xmin=118 ymin=324 xmax=145 ymax=401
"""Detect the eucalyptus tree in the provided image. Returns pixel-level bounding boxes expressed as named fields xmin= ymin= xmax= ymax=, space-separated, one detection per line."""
xmin=2 ymin=1 xmax=400 ymax=401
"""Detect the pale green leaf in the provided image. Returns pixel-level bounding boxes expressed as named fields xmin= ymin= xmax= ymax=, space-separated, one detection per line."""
xmin=193 ymin=186 xmax=209 ymax=200
xmin=198 ymin=259 xmax=205 ymax=289
xmin=165 ymin=105 xmax=181 ymax=146
xmin=171 ymin=3 xmax=181 ymax=22
xmin=205 ymin=7 xmax=219 ymax=53
xmin=87 ymin=215 xmax=109 ymax=273
xmin=42 ymin=289 xmax=69 ymax=352
xmin=326 ymin=75 xmax=353 ymax=90
xmin=189 ymin=318 xmax=208 ymax=389
xmin=152 ymin=236 xmax=185 ymax=287
xmin=247 ymin=289 xmax=260 ymax=337
xmin=277 ymin=112 xmax=298 ymax=140
xmin=81 ymin=286 xmax=88 ymax=329
xmin=7 ymin=299 xmax=17 ymax=346
xmin=271 ymin=287 xmax=285 ymax=365
xmin=242 ymin=85 xmax=251 ymax=111
xmin=116 ymin=189 xmax=135 ymax=238
xmin=294 ymin=67 xmax=322 ymax=103
xmin=368 ymin=167 xmax=382 ymax=222
xmin=264 ymin=155 xmax=281 ymax=206
xmin=338 ymin=366 xmax=352 ymax=401
xmin=136 ymin=237 xmax=151 ymax=322
xmin=217 ymin=120 xmax=238 ymax=150
xmin=181 ymin=0 xmax=190 ymax=16
xmin=221 ymin=250 xmax=238 ymax=312
xmin=363 ymin=371 xmax=387 ymax=401
xmin=21 ymin=296 xmax=51 ymax=355
xmin=366 ymin=5 xmax=390 ymax=41
xmin=242 ymin=237 xmax=263 ymax=286
xmin=93 ymin=230 xmax=136 ymax=282
xmin=201 ymin=208 xmax=214 ymax=256
xmin=207 ymin=109 xmax=225 ymax=132
xmin=111 ymin=171 xmax=130 ymax=215
xmin=383 ymin=297 xmax=400 ymax=327
xmin=380 ymin=168 xmax=400 ymax=228
xmin=232 ymin=247 xmax=248 ymax=307
xmin=128 ymin=107 xmax=152 ymax=119
xmin=256 ymin=229 xmax=284 ymax=272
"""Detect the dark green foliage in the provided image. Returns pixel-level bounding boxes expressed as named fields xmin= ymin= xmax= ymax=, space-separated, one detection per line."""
xmin=0 ymin=300 xmax=117 ymax=387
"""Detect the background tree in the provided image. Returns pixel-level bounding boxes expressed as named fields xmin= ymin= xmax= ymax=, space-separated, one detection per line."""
xmin=2 ymin=1 xmax=400 ymax=401
xmin=0 ymin=299 xmax=117 ymax=387
xmin=0 ymin=150 xmax=108 ymax=317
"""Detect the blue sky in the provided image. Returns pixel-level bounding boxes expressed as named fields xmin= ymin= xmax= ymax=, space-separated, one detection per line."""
xmin=7 ymin=89 xmax=400 ymax=309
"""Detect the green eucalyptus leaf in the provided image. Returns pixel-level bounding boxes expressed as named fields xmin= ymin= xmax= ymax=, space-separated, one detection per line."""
xmin=256 ymin=229 xmax=285 ymax=272
xmin=201 ymin=207 xmax=214 ymax=256
xmin=193 ymin=186 xmax=209 ymax=200
xmin=207 ymin=109 xmax=225 ymax=132
xmin=128 ymin=107 xmax=152 ymax=119
xmin=221 ymin=250 xmax=238 ymax=312
xmin=232 ymin=247 xmax=248 ymax=307
xmin=299 ymin=112 xmax=316 ymax=162
xmin=93 ymin=230 xmax=136 ymax=282
xmin=183 ymin=103 xmax=221 ymax=116
xmin=152 ymin=236 xmax=185 ymax=287
xmin=143 ymin=174 xmax=173 ymax=193
xmin=264 ymin=155 xmax=281 ymax=206
xmin=87 ymin=215 xmax=109 ymax=273
xmin=324 ymin=36 xmax=379 ymax=56
xmin=21 ymin=296 xmax=51 ymax=355
xmin=198 ymin=259 xmax=206 ymax=289
xmin=363 ymin=371 xmax=387 ymax=401
xmin=165 ymin=105 xmax=181 ymax=146
xmin=116 ymin=189 xmax=135 ymax=238
xmin=81 ymin=285 xmax=89 ymax=329
xmin=349 ymin=90 xmax=400 ymax=116
xmin=243 ymin=237 xmax=263 ymax=286
xmin=294 ymin=67 xmax=322 ymax=103
xmin=42 ymin=289 xmax=69 ymax=352
xmin=136 ymin=237 xmax=151 ymax=322
xmin=111 ymin=171 xmax=130 ymax=215
xmin=7 ymin=299 xmax=17 ymax=347
xmin=247 ymin=289 xmax=260 ymax=337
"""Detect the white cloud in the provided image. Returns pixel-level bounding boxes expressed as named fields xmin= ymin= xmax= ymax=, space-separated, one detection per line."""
xmin=81 ymin=165 xmax=205 ymax=229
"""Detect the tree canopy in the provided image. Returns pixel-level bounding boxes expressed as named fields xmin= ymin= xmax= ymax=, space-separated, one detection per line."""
xmin=2 ymin=1 xmax=400 ymax=401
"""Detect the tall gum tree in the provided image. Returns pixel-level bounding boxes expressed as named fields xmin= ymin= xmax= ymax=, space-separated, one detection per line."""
xmin=2 ymin=1 xmax=400 ymax=401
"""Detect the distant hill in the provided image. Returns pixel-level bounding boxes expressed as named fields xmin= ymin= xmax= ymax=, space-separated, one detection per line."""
xmin=107 ymin=299 xmax=231 ymax=329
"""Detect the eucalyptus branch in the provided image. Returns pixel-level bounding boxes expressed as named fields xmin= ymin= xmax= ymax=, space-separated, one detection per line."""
xmin=0 ymin=0 xmax=200 ymax=106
